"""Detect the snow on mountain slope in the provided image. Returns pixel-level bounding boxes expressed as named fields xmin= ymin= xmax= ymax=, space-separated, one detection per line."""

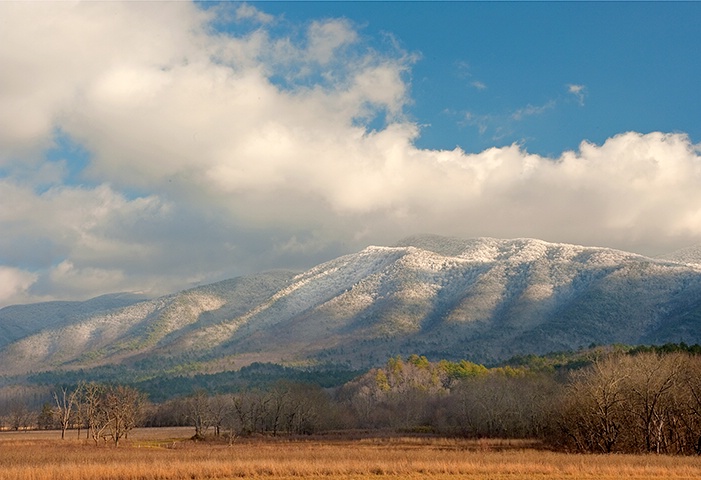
xmin=176 ymin=246 xmax=413 ymax=353
xmin=0 ymin=293 xmax=149 ymax=349
xmin=0 ymin=298 xmax=167 ymax=374
xmin=658 ymin=243 xmax=701 ymax=265
xmin=0 ymin=272 xmax=295 ymax=375
xmin=189 ymin=236 xmax=701 ymax=366
xmin=2 ymin=235 xmax=701 ymax=376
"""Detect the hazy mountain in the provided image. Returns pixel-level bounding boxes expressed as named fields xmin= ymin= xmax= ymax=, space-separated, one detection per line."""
xmin=0 ymin=293 xmax=150 ymax=350
xmin=657 ymin=243 xmax=701 ymax=265
xmin=3 ymin=235 xmax=701 ymax=377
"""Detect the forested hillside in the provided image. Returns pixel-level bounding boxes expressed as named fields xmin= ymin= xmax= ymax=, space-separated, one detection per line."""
xmin=3 ymin=236 xmax=701 ymax=380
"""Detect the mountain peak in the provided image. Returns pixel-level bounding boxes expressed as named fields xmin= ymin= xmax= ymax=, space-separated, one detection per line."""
xmin=393 ymin=234 xmax=637 ymax=265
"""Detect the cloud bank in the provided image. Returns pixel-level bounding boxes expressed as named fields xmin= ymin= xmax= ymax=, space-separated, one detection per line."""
xmin=1 ymin=2 xmax=700 ymax=306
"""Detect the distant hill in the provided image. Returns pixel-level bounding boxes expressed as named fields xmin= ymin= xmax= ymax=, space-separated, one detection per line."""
xmin=3 ymin=235 xmax=701 ymax=379
xmin=657 ymin=243 xmax=701 ymax=265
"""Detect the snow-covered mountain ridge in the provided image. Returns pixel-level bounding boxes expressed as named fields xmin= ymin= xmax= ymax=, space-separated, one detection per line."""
xmin=2 ymin=235 xmax=701 ymax=376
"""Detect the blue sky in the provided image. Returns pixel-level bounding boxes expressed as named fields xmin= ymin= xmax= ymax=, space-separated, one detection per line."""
xmin=1 ymin=1 xmax=700 ymax=306
xmin=253 ymin=1 xmax=700 ymax=155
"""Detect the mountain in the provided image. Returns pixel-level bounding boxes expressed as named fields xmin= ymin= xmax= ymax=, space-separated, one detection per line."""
xmin=657 ymin=243 xmax=701 ymax=265
xmin=3 ymin=235 xmax=701 ymax=378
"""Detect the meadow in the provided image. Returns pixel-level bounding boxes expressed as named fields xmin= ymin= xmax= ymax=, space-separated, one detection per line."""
xmin=2 ymin=428 xmax=701 ymax=480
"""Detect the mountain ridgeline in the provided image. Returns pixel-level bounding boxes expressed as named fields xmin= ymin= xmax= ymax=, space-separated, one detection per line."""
xmin=2 ymin=235 xmax=701 ymax=377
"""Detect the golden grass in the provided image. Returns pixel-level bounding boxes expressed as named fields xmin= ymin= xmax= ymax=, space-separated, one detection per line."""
xmin=2 ymin=428 xmax=701 ymax=480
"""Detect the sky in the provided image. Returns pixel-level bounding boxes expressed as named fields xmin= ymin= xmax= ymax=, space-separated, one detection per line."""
xmin=1 ymin=1 xmax=701 ymax=307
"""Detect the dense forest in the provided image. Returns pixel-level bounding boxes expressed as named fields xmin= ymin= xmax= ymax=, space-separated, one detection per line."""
xmin=3 ymin=344 xmax=701 ymax=454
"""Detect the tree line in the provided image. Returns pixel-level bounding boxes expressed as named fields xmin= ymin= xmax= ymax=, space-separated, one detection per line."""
xmin=558 ymin=352 xmax=701 ymax=454
xmin=3 ymin=382 xmax=144 ymax=447
xmin=4 ymin=346 xmax=701 ymax=454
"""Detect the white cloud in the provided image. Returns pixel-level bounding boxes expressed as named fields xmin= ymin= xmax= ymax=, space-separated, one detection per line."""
xmin=464 ymin=112 xmax=490 ymax=135
xmin=511 ymin=100 xmax=556 ymax=121
xmin=0 ymin=2 xmax=700 ymax=307
xmin=235 ymin=3 xmax=274 ymax=24
xmin=464 ymin=99 xmax=556 ymax=139
xmin=0 ymin=1 xmax=211 ymax=162
xmin=306 ymin=19 xmax=359 ymax=65
xmin=0 ymin=267 xmax=38 ymax=307
xmin=455 ymin=61 xmax=486 ymax=90
xmin=567 ymin=83 xmax=587 ymax=106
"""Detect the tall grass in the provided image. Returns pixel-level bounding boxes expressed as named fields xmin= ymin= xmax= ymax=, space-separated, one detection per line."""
xmin=2 ymin=429 xmax=701 ymax=479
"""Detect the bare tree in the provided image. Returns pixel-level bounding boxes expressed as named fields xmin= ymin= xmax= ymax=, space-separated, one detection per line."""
xmin=283 ymin=383 xmax=334 ymax=434
xmin=267 ymin=382 xmax=291 ymax=436
xmin=53 ymin=386 xmax=80 ymax=439
xmin=230 ymin=388 xmax=273 ymax=435
xmin=623 ymin=352 xmax=686 ymax=453
xmin=8 ymin=399 xmax=34 ymax=431
xmin=557 ymin=355 xmax=629 ymax=452
xmin=680 ymin=357 xmax=701 ymax=453
xmin=231 ymin=389 xmax=256 ymax=435
xmin=209 ymin=394 xmax=231 ymax=437
xmin=80 ymin=382 xmax=109 ymax=443
xmin=185 ymin=389 xmax=213 ymax=440
xmin=555 ymin=352 xmax=701 ymax=454
xmin=76 ymin=382 xmax=144 ymax=446
xmin=103 ymin=385 xmax=144 ymax=447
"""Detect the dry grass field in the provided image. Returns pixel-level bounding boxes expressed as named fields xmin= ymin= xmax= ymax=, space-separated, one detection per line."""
xmin=2 ymin=428 xmax=701 ymax=480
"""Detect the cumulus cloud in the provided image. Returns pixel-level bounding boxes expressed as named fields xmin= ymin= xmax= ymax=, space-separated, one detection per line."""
xmin=0 ymin=267 xmax=38 ymax=307
xmin=0 ymin=2 xmax=700 ymax=307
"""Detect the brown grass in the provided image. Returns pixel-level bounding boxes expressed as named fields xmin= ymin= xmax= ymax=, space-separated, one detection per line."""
xmin=2 ymin=428 xmax=701 ymax=479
